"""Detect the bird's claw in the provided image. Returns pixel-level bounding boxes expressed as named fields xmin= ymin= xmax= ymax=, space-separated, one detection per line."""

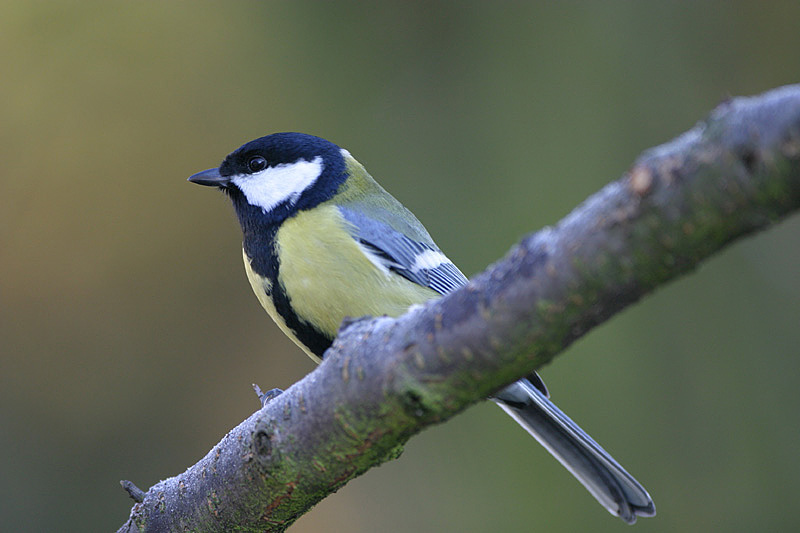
xmin=253 ymin=383 xmax=284 ymax=407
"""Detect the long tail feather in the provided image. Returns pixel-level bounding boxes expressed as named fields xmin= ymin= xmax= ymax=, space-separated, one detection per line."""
xmin=494 ymin=378 xmax=655 ymax=524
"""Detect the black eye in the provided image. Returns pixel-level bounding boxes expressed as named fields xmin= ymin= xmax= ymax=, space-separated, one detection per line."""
xmin=247 ymin=155 xmax=267 ymax=173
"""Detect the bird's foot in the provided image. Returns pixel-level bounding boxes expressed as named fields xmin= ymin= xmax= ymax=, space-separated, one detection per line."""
xmin=253 ymin=383 xmax=283 ymax=407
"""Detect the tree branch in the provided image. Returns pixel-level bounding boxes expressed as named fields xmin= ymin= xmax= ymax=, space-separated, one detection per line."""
xmin=119 ymin=85 xmax=800 ymax=532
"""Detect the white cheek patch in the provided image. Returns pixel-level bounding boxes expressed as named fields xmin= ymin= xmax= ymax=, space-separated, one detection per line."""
xmin=411 ymin=249 xmax=451 ymax=273
xmin=232 ymin=156 xmax=324 ymax=212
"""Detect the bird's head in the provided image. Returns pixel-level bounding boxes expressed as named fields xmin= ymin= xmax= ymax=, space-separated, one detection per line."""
xmin=189 ymin=132 xmax=348 ymax=227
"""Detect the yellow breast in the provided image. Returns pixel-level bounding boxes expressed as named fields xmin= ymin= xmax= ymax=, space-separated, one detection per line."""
xmin=243 ymin=248 xmax=324 ymax=363
xmin=243 ymin=204 xmax=438 ymax=362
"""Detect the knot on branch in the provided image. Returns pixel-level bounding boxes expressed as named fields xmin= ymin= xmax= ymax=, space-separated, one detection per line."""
xmin=252 ymin=420 xmax=278 ymax=467
xmin=400 ymin=386 xmax=435 ymax=420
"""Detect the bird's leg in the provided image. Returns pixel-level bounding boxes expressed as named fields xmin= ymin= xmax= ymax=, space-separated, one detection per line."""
xmin=252 ymin=383 xmax=284 ymax=407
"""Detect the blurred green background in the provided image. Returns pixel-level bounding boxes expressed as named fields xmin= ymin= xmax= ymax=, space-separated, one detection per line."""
xmin=2 ymin=2 xmax=799 ymax=531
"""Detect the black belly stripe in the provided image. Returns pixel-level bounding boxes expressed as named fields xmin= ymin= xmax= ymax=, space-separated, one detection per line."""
xmin=243 ymin=226 xmax=334 ymax=359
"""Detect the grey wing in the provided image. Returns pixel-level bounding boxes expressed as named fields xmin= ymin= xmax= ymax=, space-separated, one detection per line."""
xmin=338 ymin=206 xmax=468 ymax=295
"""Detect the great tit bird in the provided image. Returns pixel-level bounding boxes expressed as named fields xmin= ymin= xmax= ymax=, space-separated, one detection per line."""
xmin=188 ymin=132 xmax=655 ymax=523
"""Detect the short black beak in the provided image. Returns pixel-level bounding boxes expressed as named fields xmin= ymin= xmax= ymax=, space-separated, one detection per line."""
xmin=188 ymin=168 xmax=230 ymax=187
